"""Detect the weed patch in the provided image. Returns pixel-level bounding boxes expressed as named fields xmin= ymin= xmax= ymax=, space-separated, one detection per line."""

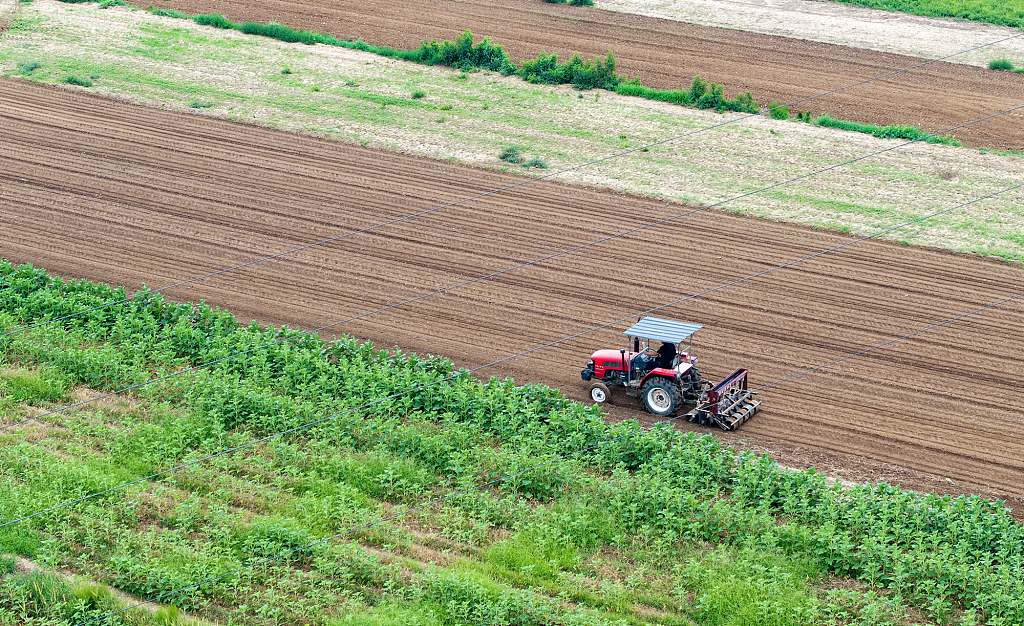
xmin=0 ymin=367 xmax=70 ymax=405
xmin=61 ymin=75 xmax=93 ymax=87
xmin=989 ymin=57 xmax=1016 ymax=71
xmin=16 ymin=60 xmax=41 ymax=75
xmin=498 ymin=145 xmax=523 ymax=164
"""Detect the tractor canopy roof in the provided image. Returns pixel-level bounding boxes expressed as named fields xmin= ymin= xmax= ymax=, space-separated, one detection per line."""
xmin=623 ymin=317 xmax=702 ymax=344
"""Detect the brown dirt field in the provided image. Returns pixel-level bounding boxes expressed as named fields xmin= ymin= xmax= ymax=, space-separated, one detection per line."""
xmin=119 ymin=0 xmax=1024 ymax=150
xmin=2 ymin=80 xmax=1023 ymax=513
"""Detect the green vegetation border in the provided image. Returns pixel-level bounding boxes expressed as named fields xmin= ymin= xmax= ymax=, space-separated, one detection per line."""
xmin=808 ymin=0 xmax=1024 ymax=30
xmin=59 ymin=0 xmax=960 ymax=145
xmin=1 ymin=260 xmax=1022 ymax=624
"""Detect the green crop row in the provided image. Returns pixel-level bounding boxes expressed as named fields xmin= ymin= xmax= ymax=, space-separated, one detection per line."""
xmin=0 ymin=260 xmax=1022 ymax=624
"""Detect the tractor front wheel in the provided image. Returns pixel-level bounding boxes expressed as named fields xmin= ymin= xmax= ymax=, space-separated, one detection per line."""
xmin=641 ymin=378 xmax=682 ymax=417
xmin=589 ymin=381 xmax=611 ymax=404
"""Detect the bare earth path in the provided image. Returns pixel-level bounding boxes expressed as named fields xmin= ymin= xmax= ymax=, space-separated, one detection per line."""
xmin=597 ymin=0 xmax=1024 ymax=69
xmin=2 ymin=80 xmax=1022 ymax=511
xmin=118 ymin=0 xmax=1024 ymax=150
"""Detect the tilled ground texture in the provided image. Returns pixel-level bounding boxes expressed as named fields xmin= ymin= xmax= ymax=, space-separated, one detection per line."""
xmin=2 ymin=80 xmax=1023 ymax=511
xmin=117 ymin=0 xmax=1024 ymax=150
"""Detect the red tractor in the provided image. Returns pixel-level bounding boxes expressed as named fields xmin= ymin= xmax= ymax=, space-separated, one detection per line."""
xmin=580 ymin=317 xmax=760 ymax=430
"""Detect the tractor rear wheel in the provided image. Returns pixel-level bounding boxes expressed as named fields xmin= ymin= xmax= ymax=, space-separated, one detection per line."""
xmin=641 ymin=378 xmax=682 ymax=417
xmin=589 ymin=381 xmax=610 ymax=404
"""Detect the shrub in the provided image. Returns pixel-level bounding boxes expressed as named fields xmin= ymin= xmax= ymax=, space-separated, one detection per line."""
xmin=61 ymin=75 xmax=92 ymax=87
xmin=522 ymin=157 xmax=548 ymax=169
xmin=519 ymin=50 xmax=619 ymax=90
xmin=415 ymin=30 xmax=517 ymax=75
xmin=498 ymin=146 xmax=523 ymax=164
xmin=767 ymin=101 xmax=790 ymax=120
xmin=989 ymin=58 xmax=1016 ymax=70
xmin=411 ymin=90 xmax=426 ymax=99
xmin=794 ymin=110 xmax=811 ymax=123
xmin=281 ymin=67 xmax=292 ymax=74
xmin=17 ymin=61 xmax=41 ymax=75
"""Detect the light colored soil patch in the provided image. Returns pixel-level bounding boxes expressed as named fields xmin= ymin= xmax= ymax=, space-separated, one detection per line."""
xmin=1 ymin=0 xmax=1022 ymax=262
xmin=0 ymin=0 xmax=16 ymax=31
xmin=597 ymin=0 xmax=1024 ymax=68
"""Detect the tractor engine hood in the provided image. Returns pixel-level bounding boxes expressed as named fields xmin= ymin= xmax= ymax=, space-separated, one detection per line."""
xmin=590 ymin=349 xmax=631 ymax=367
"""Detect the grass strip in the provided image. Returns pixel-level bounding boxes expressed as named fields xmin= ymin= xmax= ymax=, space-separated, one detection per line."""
xmin=811 ymin=114 xmax=962 ymax=146
xmin=808 ymin=0 xmax=1024 ymax=30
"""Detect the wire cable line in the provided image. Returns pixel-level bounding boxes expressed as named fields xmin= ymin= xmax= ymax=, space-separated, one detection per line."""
xmin=2 ymin=107 xmax=1015 ymax=436
xmin=4 ymin=176 xmax=1020 ymax=530
xmin=76 ymin=288 xmax=1024 ymax=626
xmin=2 ymin=31 xmax=1019 ymax=341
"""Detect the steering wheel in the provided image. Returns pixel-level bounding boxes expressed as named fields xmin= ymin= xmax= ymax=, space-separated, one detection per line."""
xmin=638 ymin=346 xmax=658 ymax=361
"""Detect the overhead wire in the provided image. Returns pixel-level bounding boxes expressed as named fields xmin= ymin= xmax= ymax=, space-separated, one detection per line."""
xmin=76 ymin=288 xmax=1024 ymax=625
xmin=3 ymin=175 xmax=1021 ymax=530
xmin=2 ymin=103 xmax=1020 ymax=434
xmin=2 ymin=31 xmax=1021 ymax=341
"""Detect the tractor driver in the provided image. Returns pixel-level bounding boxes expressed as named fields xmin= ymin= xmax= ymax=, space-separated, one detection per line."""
xmin=656 ymin=341 xmax=677 ymax=369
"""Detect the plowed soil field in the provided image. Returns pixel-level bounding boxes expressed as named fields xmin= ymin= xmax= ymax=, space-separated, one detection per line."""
xmin=118 ymin=0 xmax=1024 ymax=150
xmin=2 ymin=80 xmax=1023 ymax=510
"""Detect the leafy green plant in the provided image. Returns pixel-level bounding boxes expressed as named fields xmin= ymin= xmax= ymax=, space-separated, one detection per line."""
xmin=0 ymin=555 xmax=15 ymax=574
xmin=61 ymin=75 xmax=93 ymax=87
xmin=189 ymin=100 xmax=213 ymax=108
xmin=522 ymin=156 xmax=548 ymax=169
xmin=989 ymin=57 xmax=1016 ymax=70
xmin=281 ymin=67 xmax=292 ymax=74
xmin=98 ymin=0 xmax=127 ymax=8
xmin=570 ymin=0 xmax=595 ymax=5
xmin=411 ymin=90 xmax=426 ymax=99
xmin=795 ymin=110 xmax=812 ymax=123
